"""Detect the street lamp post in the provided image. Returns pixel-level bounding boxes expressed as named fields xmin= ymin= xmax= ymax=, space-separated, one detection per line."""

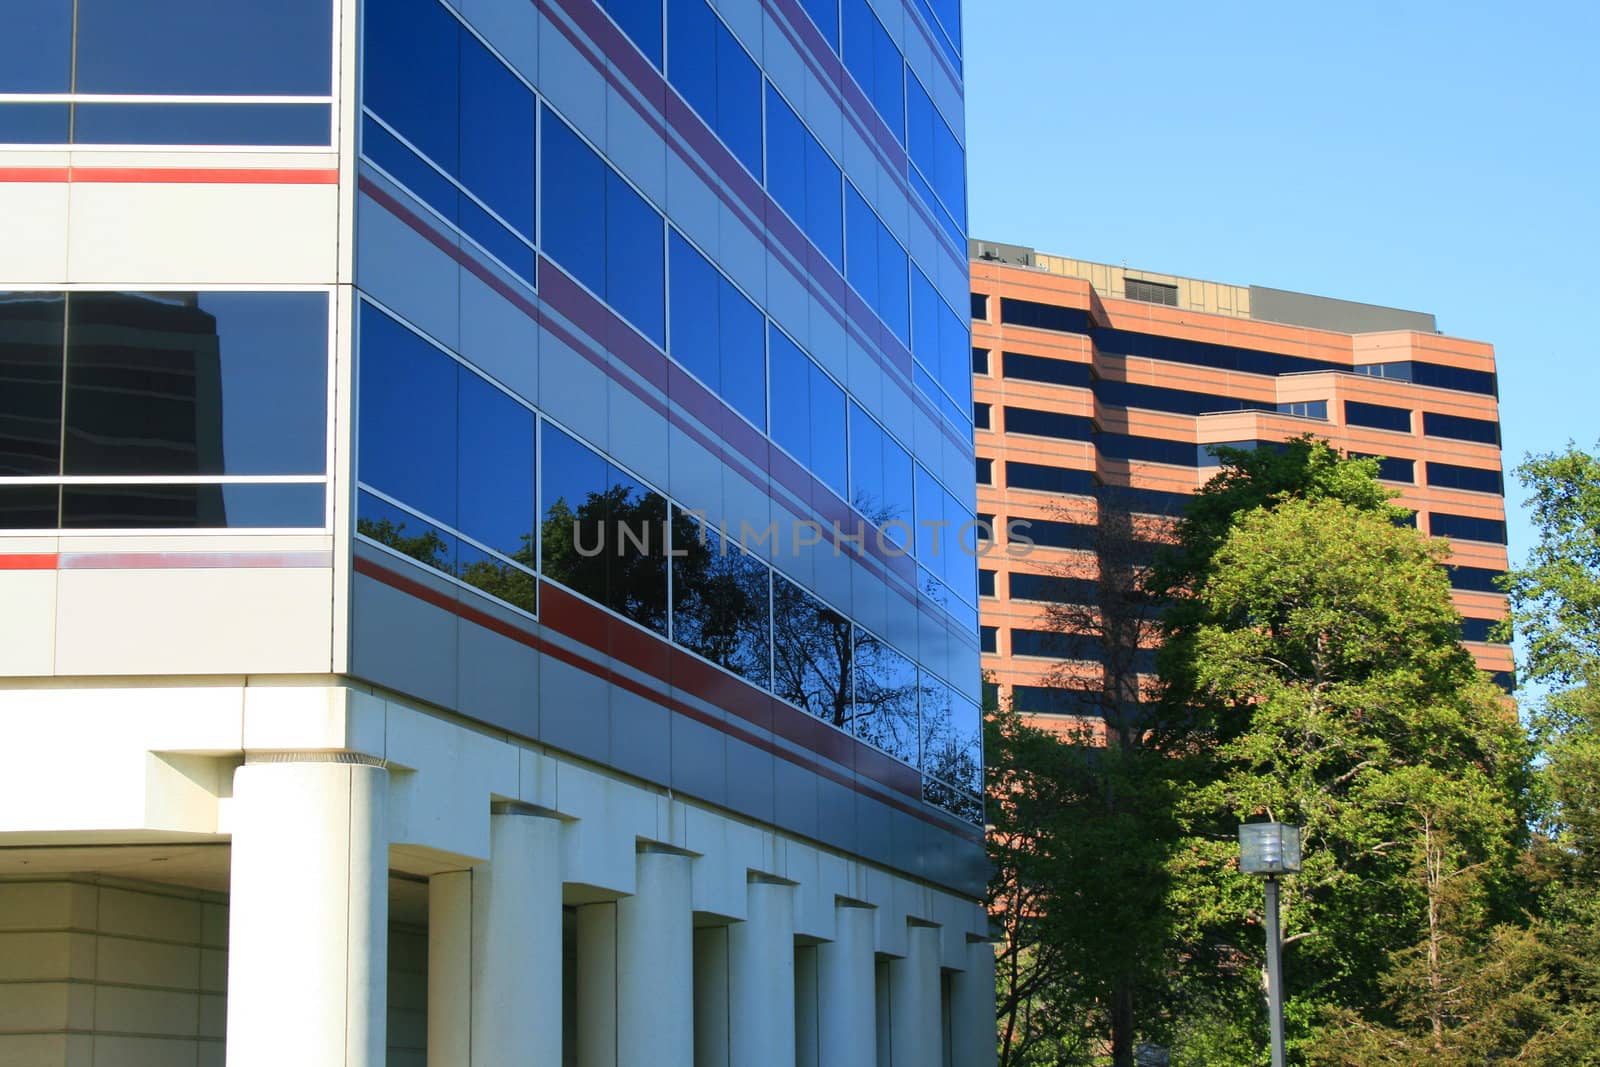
xmin=1239 ymin=822 xmax=1302 ymax=1067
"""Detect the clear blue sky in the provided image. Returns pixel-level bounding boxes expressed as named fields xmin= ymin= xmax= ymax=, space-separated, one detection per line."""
xmin=964 ymin=0 xmax=1599 ymax=569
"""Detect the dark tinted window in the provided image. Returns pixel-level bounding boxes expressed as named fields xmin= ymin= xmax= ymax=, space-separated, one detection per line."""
xmin=1097 ymin=433 xmax=1197 ymax=468
xmin=1011 ymin=685 xmax=1077 ymax=716
xmin=1447 ymin=565 xmax=1506 ymax=593
xmin=971 ymin=293 xmax=989 ymax=320
xmin=976 ymin=458 xmax=992 ymax=484
xmin=73 ymin=102 xmax=331 ymax=147
xmin=1004 ymin=407 xmax=1093 ymax=441
xmin=772 ymin=576 xmax=853 ymax=726
xmin=76 ymin=0 xmax=331 ymax=94
xmin=0 ymin=294 xmax=65 ymax=476
xmin=1002 ymin=352 xmax=1090 ymax=388
xmin=972 ymin=348 xmax=989 ymax=374
xmin=541 ymin=424 xmax=670 ymax=634
xmin=0 ymin=104 xmax=71 ymax=144
xmin=1011 ymin=573 xmax=1097 ymax=605
xmin=1014 ymin=517 xmax=1094 ymax=551
xmin=1356 ymin=361 xmax=1498 ymax=397
xmin=1006 ymin=462 xmax=1095 ymax=496
xmin=850 ymin=634 xmax=920 ymax=763
xmin=1098 ymin=484 xmax=1189 ymax=517
xmin=979 ymin=626 xmax=996 ymax=653
xmin=1344 ymin=400 xmax=1412 ymax=433
xmin=63 ymin=483 xmax=323 ymax=529
xmin=671 ymin=510 xmax=772 ymax=688
xmin=1350 ymin=453 xmax=1415 ymax=483
xmin=0 ymin=486 xmax=60 ymax=530
xmin=977 ymin=569 xmax=995 ymax=597
xmin=1426 ymin=461 xmax=1503 ymax=495
xmin=1460 ymin=617 xmax=1499 ymax=643
xmin=1094 ymin=327 xmax=1342 ymax=378
xmin=973 ymin=402 xmax=990 ymax=429
xmin=64 ymin=293 xmax=328 ymax=477
xmin=765 ymin=85 xmax=843 ymax=271
xmin=1011 ymin=628 xmax=1067 ymax=659
xmin=1423 ymin=411 xmax=1500 ymax=446
xmin=603 ymin=0 xmax=664 ymax=67
xmin=1430 ymin=512 xmax=1507 ymax=544
xmin=1096 ymin=378 xmax=1278 ymax=418
xmin=0 ymin=1 xmax=72 ymax=92
xmin=841 ymin=0 xmax=904 ymax=139
xmin=669 ymin=233 xmax=765 ymax=428
xmin=1277 ymin=399 xmax=1327 ymax=419
xmin=1000 ymin=299 xmax=1091 ymax=335
xmin=668 ymin=0 xmax=762 ymax=176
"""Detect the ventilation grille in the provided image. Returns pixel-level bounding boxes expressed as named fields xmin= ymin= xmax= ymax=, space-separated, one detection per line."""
xmin=1124 ymin=277 xmax=1179 ymax=306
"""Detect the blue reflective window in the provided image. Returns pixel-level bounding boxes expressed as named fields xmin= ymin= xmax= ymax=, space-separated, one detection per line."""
xmin=603 ymin=0 xmax=664 ymax=68
xmin=845 ymin=184 xmax=880 ymax=310
xmin=0 ymin=1 xmax=71 ymax=92
xmin=765 ymin=85 xmax=843 ymax=271
xmin=669 ymin=234 xmax=766 ymax=428
xmin=911 ymin=269 xmax=970 ymax=420
xmin=772 ymin=576 xmax=852 ymax=726
xmin=848 ymin=402 xmax=912 ymax=538
xmin=63 ymin=293 xmax=328 ymax=477
xmin=540 ymin=114 xmax=606 ymax=294
xmin=604 ymin=169 xmax=666 ymax=348
xmin=358 ymin=491 xmax=457 ymax=575
xmin=72 ymin=103 xmax=331 ymax=147
xmin=456 ymin=370 xmax=536 ymax=561
xmin=905 ymin=71 xmax=965 ymax=230
xmin=365 ymin=0 xmax=461 ymax=173
xmin=769 ymin=327 xmax=846 ymax=498
xmin=358 ymin=304 xmax=458 ymax=525
xmin=920 ymin=679 xmax=981 ymax=795
xmin=75 ymin=0 xmax=332 ymax=95
xmin=459 ymin=33 xmax=535 ymax=239
xmin=850 ymin=634 xmax=920 ymax=763
xmin=799 ymin=0 xmax=840 ymax=48
xmin=0 ymin=105 xmax=70 ymax=145
xmin=668 ymin=0 xmax=762 ymax=177
xmin=841 ymin=0 xmax=904 ymax=139
xmin=671 ymin=510 xmax=772 ymax=688
xmin=361 ymin=116 xmax=458 ymax=224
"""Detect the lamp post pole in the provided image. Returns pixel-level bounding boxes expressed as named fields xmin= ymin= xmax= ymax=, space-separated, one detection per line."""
xmin=1263 ymin=875 xmax=1285 ymax=1067
xmin=1238 ymin=822 xmax=1301 ymax=1067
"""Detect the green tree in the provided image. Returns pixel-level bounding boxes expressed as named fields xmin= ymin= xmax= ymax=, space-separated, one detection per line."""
xmin=1155 ymin=453 xmax=1528 ymax=1064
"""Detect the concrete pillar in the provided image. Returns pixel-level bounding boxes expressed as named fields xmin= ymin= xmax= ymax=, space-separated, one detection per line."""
xmin=794 ymin=944 xmax=819 ymax=1067
xmin=577 ymin=902 xmax=618 ymax=1067
xmin=889 ymin=924 xmax=943 ymax=1067
xmin=225 ymin=758 xmax=389 ymax=1067
xmin=949 ymin=940 xmax=998 ymax=1067
xmin=617 ymin=847 xmax=694 ymax=1067
xmin=475 ymin=810 xmax=564 ymax=1063
xmin=817 ymin=902 xmax=876 ymax=1067
xmin=729 ymin=878 xmax=796 ymax=1065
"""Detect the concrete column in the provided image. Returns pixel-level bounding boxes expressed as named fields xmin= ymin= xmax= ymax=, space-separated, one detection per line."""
xmin=617 ymin=847 xmax=694 ymax=1067
xmin=225 ymin=758 xmax=389 ymax=1067
xmin=728 ymin=878 xmax=796 ymax=1065
xmin=889 ymin=924 xmax=943 ymax=1067
xmin=576 ymin=902 xmax=618 ymax=1067
xmin=473 ymin=810 xmax=564 ymax=1063
xmin=794 ymin=944 xmax=819 ymax=1067
xmin=949 ymin=940 xmax=998 ymax=1067
xmin=817 ymin=902 xmax=876 ymax=1067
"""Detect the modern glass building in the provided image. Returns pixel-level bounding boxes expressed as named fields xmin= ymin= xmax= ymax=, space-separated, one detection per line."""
xmin=0 ymin=2 xmax=991 ymax=1064
xmin=970 ymin=242 xmax=1512 ymax=731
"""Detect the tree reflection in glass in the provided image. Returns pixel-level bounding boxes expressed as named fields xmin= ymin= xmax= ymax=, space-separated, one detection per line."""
xmin=540 ymin=424 xmax=669 ymax=636
xmin=671 ymin=508 xmax=772 ymax=689
xmin=772 ymin=575 xmax=854 ymax=727
xmin=849 ymin=635 xmax=923 ymax=764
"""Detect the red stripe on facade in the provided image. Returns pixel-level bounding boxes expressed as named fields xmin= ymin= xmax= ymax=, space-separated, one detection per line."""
xmin=0 ymin=166 xmax=337 ymax=185
xmin=352 ymin=555 xmax=982 ymax=842
xmin=0 ymin=554 xmax=59 ymax=570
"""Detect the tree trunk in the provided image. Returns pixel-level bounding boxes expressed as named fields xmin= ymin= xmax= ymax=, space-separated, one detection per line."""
xmin=1110 ymin=983 xmax=1135 ymax=1067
